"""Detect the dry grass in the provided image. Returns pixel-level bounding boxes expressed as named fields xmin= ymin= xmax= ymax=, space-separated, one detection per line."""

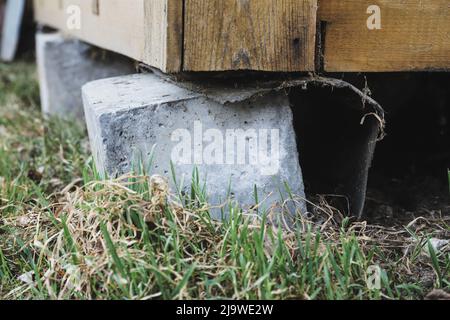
xmin=1 ymin=172 xmax=448 ymax=300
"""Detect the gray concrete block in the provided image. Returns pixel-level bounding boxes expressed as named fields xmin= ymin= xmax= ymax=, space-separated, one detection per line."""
xmin=83 ymin=73 xmax=306 ymax=218
xmin=1 ymin=0 xmax=25 ymax=61
xmin=36 ymin=31 xmax=135 ymax=121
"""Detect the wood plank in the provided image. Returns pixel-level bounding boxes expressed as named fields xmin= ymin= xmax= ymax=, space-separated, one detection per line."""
xmin=183 ymin=0 xmax=318 ymax=72
xmin=34 ymin=0 xmax=182 ymax=72
xmin=33 ymin=0 xmax=450 ymax=73
xmin=143 ymin=0 xmax=183 ymax=73
xmin=318 ymin=0 xmax=450 ymax=72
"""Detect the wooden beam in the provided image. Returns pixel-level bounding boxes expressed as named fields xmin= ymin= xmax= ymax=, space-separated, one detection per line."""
xmin=33 ymin=0 xmax=450 ymax=73
xmin=318 ymin=0 xmax=450 ymax=72
xmin=34 ymin=0 xmax=317 ymax=73
xmin=143 ymin=0 xmax=183 ymax=73
xmin=33 ymin=0 xmax=182 ymax=73
xmin=183 ymin=0 xmax=318 ymax=72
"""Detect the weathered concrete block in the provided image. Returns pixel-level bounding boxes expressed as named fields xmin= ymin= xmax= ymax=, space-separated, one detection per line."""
xmin=36 ymin=31 xmax=134 ymax=121
xmin=83 ymin=73 xmax=306 ymax=217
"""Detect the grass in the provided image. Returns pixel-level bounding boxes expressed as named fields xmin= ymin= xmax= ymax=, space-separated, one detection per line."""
xmin=0 ymin=60 xmax=449 ymax=300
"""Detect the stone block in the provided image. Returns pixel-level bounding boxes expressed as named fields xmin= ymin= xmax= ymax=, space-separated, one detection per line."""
xmin=83 ymin=73 xmax=307 ymax=218
xmin=36 ymin=31 xmax=134 ymax=121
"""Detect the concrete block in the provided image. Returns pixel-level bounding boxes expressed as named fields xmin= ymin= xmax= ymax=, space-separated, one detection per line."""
xmin=0 ymin=0 xmax=25 ymax=62
xmin=83 ymin=73 xmax=307 ymax=218
xmin=36 ymin=31 xmax=135 ymax=121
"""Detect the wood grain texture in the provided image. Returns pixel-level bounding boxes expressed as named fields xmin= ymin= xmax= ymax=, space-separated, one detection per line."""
xmin=34 ymin=0 xmax=450 ymax=73
xmin=318 ymin=0 xmax=450 ymax=72
xmin=183 ymin=0 xmax=318 ymax=72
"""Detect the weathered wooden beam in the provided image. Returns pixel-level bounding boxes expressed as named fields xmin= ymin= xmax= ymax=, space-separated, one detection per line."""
xmin=183 ymin=0 xmax=318 ymax=72
xmin=33 ymin=0 xmax=450 ymax=73
xmin=33 ymin=0 xmax=317 ymax=73
xmin=318 ymin=0 xmax=450 ymax=72
xmin=143 ymin=0 xmax=183 ymax=73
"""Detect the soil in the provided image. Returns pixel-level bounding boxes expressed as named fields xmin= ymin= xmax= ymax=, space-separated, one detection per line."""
xmin=366 ymin=172 xmax=449 ymax=226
